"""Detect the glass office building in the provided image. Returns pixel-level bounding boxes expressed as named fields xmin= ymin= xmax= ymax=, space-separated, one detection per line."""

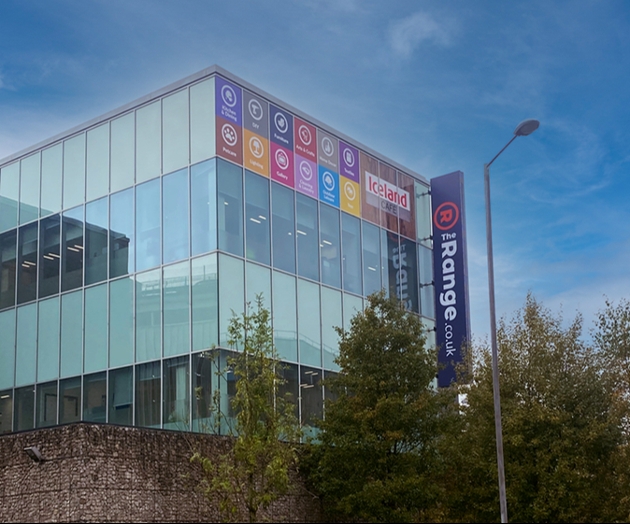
xmin=0 ymin=66 xmax=435 ymax=434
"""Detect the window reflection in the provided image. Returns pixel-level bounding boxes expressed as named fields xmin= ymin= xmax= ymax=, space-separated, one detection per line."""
xmin=341 ymin=213 xmax=361 ymax=295
xmin=61 ymin=206 xmax=84 ymax=292
xmin=0 ymin=230 xmax=17 ymax=308
xmin=296 ymin=194 xmax=319 ymax=281
xmin=136 ymin=179 xmax=161 ymax=272
xmin=163 ymin=169 xmax=189 ymax=264
xmin=271 ymin=182 xmax=295 ymax=274
xmin=362 ymin=221 xmax=381 ymax=297
xmin=191 ymin=160 xmax=217 ymax=256
xmin=320 ymin=204 xmax=340 ymax=288
xmin=85 ymin=197 xmax=108 ymax=285
xmin=39 ymin=215 xmax=60 ymax=298
xmin=17 ymin=223 xmax=38 ymax=304
xmin=110 ymin=188 xmax=134 ymax=278
xmin=217 ymin=159 xmax=243 ymax=257
xmin=136 ymin=361 xmax=161 ymax=428
xmin=245 ymin=171 xmax=270 ymax=265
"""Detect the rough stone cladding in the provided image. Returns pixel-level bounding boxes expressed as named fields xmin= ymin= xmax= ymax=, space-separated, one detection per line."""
xmin=0 ymin=423 xmax=322 ymax=523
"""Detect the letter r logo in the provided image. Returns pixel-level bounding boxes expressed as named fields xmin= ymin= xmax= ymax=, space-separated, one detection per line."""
xmin=433 ymin=202 xmax=460 ymax=230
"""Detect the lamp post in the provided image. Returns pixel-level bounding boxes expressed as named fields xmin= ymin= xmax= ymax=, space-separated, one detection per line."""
xmin=485 ymin=119 xmax=540 ymax=524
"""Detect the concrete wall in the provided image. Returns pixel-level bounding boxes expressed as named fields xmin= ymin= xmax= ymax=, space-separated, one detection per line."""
xmin=0 ymin=423 xmax=322 ymax=523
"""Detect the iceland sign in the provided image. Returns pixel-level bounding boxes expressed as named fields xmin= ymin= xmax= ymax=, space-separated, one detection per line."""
xmin=430 ymin=171 xmax=471 ymax=387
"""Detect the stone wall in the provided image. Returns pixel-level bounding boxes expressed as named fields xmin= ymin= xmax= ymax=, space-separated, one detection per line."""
xmin=0 ymin=423 xmax=322 ymax=523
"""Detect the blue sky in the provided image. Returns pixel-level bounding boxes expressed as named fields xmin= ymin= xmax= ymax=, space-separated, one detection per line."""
xmin=2 ymin=0 xmax=630 ymax=342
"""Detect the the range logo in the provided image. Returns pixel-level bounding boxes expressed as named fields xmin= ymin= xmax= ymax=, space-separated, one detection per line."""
xmin=433 ymin=202 xmax=459 ymax=231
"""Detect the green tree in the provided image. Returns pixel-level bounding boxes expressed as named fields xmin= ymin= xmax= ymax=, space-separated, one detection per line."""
xmin=441 ymin=294 xmax=628 ymax=523
xmin=307 ymin=292 xmax=455 ymax=523
xmin=191 ymin=296 xmax=302 ymax=523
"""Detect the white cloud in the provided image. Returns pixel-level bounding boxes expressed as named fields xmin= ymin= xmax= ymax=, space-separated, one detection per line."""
xmin=388 ymin=11 xmax=453 ymax=58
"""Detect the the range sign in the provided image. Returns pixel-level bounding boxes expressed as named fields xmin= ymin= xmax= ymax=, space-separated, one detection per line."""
xmin=430 ymin=171 xmax=470 ymax=388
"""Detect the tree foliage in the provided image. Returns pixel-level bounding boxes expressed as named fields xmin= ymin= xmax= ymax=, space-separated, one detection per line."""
xmin=440 ymin=294 xmax=630 ymax=523
xmin=307 ymin=292 xmax=456 ymax=523
xmin=191 ymin=296 xmax=301 ymax=523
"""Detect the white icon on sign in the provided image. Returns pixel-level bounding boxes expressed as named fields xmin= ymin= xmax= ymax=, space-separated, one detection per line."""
xmin=343 ymin=147 xmax=355 ymax=167
xmin=299 ymin=125 xmax=312 ymax=146
xmin=249 ymin=136 xmax=264 ymax=159
xmin=274 ymin=112 xmax=288 ymax=134
xmin=221 ymin=85 xmax=237 ymax=108
xmin=222 ymin=124 xmax=238 ymax=147
xmin=275 ymin=149 xmax=289 ymax=170
xmin=248 ymin=99 xmax=263 ymax=121
xmin=299 ymin=161 xmax=313 ymax=181
xmin=323 ymin=171 xmax=335 ymax=191
xmin=344 ymin=180 xmax=356 ymax=201
xmin=322 ymin=136 xmax=334 ymax=157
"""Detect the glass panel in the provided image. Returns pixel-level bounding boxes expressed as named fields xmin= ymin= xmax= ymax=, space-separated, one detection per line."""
xmin=190 ymin=78 xmax=215 ymax=164
xmin=279 ymin=362 xmax=299 ymax=421
xmin=341 ymin=213 xmax=362 ymax=295
xmin=0 ymin=309 xmax=16 ymax=389
xmin=397 ymin=238 xmax=419 ymax=313
xmin=415 ymin=181 xmax=432 ymax=248
xmin=321 ymin=286 xmax=342 ymax=371
xmin=110 ymin=112 xmax=135 ymax=193
xmin=217 ymin=159 xmax=243 ymax=257
xmin=110 ymin=188 xmax=134 ymax=278
xmin=191 ymin=159 xmax=217 ymax=256
xmin=191 ymin=254 xmax=218 ymax=352
xmin=36 ymin=381 xmax=57 ymax=428
xmin=297 ymin=279 xmax=321 ymax=367
xmin=14 ymin=386 xmax=34 ymax=431
xmin=0 ymin=390 xmax=12 ymax=433
xmin=136 ymin=361 xmax=161 ymax=428
xmin=419 ymin=245 xmax=436 ymax=319
xmin=219 ymin=254 xmax=244 ymax=347
xmin=39 ymin=215 xmax=61 ymax=298
xmin=83 ymin=372 xmax=106 ymax=423
xmin=272 ymin=271 xmax=297 ymax=362
xmin=343 ymin=293 xmax=363 ymax=333
xmin=136 ymin=100 xmax=161 ymax=183
xmin=163 ymin=261 xmax=190 ymax=357
xmin=384 ymin=232 xmax=400 ymax=301
xmin=85 ymin=197 xmax=108 ymax=285
xmin=86 ymin=123 xmax=110 ymax=201
xmin=109 ymin=277 xmax=134 ymax=368
xmin=320 ymin=205 xmax=341 ymax=288
xmin=63 ymin=134 xmax=86 ymax=210
xmin=61 ymin=206 xmax=84 ymax=292
xmin=296 ymin=194 xmax=319 ymax=281
xmin=17 ymin=222 xmax=38 ymax=304
xmin=109 ymin=366 xmax=133 ymax=426
xmin=163 ymin=89 xmax=189 ymax=174
xmin=162 ymin=168 xmax=189 ymax=264
xmin=362 ymin=221 xmax=381 ymax=297
xmin=136 ymin=269 xmax=162 ymax=362
xmin=84 ymin=283 xmax=108 ymax=373
xmin=380 ymin=229 xmax=392 ymax=299
xmin=271 ymin=182 xmax=295 ymax=274
xmin=59 ymin=376 xmax=81 ymax=424
xmin=163 ymin=356 xmax=190 ymax=430
xmin=136 ymin=178 xmax=161 ymax=272
xmin=192 ymin=350 xmax=216 ymax=432
xmin=41 ymin=144 xmax=63 ymax=217
xmin=246 ymin=262 xmax=271 ymax=313
xmin=0 ymin=162 xmax=19 ymax=232
xmin=423 ymin=318 xmax=436 ymax=353
xmin=300 ymin=365 xmax=322 ymax=429
xmin=15 ymin=303 xmax=37 ymax=387
xmin=37 ymin=297 xmax=60 ymax=383
xmin=0 ymin=230 xmax=17 ymax=308
xmin=60 ymin=290 xmax=83 ymax=378
xmin=245 ymin=171 xmax=270 ymax=265
xmin=19 ymin=152 xmax=40 ymax=225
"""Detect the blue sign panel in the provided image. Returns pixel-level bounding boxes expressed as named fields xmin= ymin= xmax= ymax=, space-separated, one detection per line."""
xmin=430 ymin=171 xmax=470 ymax=387
xmin=318 ymin=166 xmax=340 ymax=207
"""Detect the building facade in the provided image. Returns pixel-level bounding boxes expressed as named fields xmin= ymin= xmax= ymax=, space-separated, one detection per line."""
xmin=0 ymin=66 xmax=436 ymax=434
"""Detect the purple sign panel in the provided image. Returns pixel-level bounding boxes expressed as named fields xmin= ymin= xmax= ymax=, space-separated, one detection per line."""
xmin=295 ymin=155 xmax=318 ymax=198
xmin=215 ymin=76 xmax=242 ymax=126
xmin=339 ymin=141 xmax=359 ymax=183
xmin=430 ymin=171 xmax=470 ymax=388
xmin=270 ymin=105 xmax=294 ymax=150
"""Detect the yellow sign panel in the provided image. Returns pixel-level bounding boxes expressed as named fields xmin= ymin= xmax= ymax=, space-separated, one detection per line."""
xmin=340 ymin=177 xmax=360 ymax=217
xmin=243 ymin=129 xmax=269 ymax=177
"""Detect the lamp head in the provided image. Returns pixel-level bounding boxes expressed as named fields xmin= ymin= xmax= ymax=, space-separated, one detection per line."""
xmin=514 ymin=119 xmax=540 ymax=137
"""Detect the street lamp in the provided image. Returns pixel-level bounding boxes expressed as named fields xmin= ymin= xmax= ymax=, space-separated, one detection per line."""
xmin=484 ymin=118 xmax=540 ymax=524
